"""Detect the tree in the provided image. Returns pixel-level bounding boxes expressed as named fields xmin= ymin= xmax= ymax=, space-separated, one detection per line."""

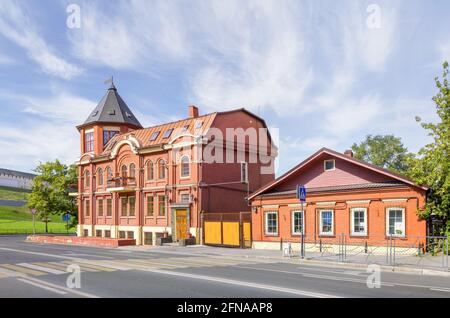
xmin=408 ymin=61 xmax=450 ymax=235
xmin=28 ymin=160 xmax=78 ymax=233
xmin=351 ymin=135 xmax=414 ymax=174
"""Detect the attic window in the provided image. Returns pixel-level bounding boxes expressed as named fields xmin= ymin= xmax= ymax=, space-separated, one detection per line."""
xmin=91 ymin=111 xmax=98 ymax=117
xmin=125 ymin=112 xmax=132 ymax=118
xmin=195 ymin=121 xmax=203 ymax=129
xmin=182 ymin=125 xmax=190 ymax=132
xmin=150 ymin=131 xmax=160 ymax=141
xmin=108 ymin=109 xmax=116 ymax=115
xmin=324 ymin=159 xmax=335 ymax=171
xmin=163 ymin=128 xmax=174 ymax=139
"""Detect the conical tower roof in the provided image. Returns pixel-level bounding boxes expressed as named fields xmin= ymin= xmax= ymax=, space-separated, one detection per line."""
xmin=79 ymin=83 xmax=143 ymax=129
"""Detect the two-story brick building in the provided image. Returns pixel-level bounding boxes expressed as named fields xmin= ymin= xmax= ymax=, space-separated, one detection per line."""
xmin=75 ymin=83 xmax=276 ymax=245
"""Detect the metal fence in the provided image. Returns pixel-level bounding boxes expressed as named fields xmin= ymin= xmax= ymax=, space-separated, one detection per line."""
xmin=0 ymin=229 xmax=76 ymax=235
xmin=282 ymin=234 xmax=449 ymax=271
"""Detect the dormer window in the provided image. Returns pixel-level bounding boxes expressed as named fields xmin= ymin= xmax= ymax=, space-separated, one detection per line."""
xmin=324 ymin=159 xmax=335 ymax=171
xmin=108 ymin=109 xmax=115 ymax=115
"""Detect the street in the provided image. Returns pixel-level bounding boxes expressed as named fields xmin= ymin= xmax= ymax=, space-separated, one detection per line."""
xmin=0 ymin=236 xmax=449 ymax=298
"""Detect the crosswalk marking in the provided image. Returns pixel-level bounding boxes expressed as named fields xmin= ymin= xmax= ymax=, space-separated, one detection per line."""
xmin=60 ymin=261 xmax=99 ymax=272
xmin=174 ymin=257 xmax=240 ymax=267
xmin=18 ymin=263 xmax=66 ymax=275
xmin=62 ymin=261 xmax=115 ymax=272
xmin=34 ymin=262 xmax=73 ymax=271
xmin=125 ymin=258 xmax=184 ymax=269
xmin=0 ymin=264 xmax=46 ymax=276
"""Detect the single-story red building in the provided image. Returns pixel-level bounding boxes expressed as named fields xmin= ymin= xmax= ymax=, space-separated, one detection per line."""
xmin=248 ymin=148 xmax=429 ymax=250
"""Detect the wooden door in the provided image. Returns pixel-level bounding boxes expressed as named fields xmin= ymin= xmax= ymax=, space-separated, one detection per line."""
xmin=176 ymin=209 xmax=188 ymax=240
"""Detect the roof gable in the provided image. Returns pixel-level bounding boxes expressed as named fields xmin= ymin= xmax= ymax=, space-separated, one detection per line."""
xmin=249 ymin=148 xmax=428 ymax=200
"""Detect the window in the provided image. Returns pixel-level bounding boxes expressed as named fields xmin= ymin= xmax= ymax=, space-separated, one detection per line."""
xmin=85 ymin=131 xmax=94 ymax=152
xmin=106 ymin=167 xmax=113 ymax=183
xmin=150 ymin=131 xmax=160 ymax=141
xmin=106 ymin=199 xmax=112 ymax=217
xmin=292 ymin=211 xmax=304 ymax=235
xmin=351 ymin=208 xmax=367 ymax=236
xmin=129 ymin=197 xmax=136 ymax=217
xmin=386 ymin=208 xmax=405 ymax=237
xmin=104 ymin=230 xmax=111 ymax=238
xmin=147 ymin=195 xmax=154 ymax=216
xmin=83 ymin=229 xmax=89 ymax=237
xmin=324 ymin=159 xmax=335 ymax=171
xmin=121 ymin=165 xmax=128 ymax=178
xmin=129 ymin=163 xmax=136 ymax=179
xmin=180 ymin=193 xmax=190 ymax=203
xmin=97 ymin=199 xmax=104 ymax=217
xmin=97 ymin=169 xmax=103 ymax=186
xmin=127 ymin=231 xmax=134 ymax=239
xmin=265 ymin=212 xmax=278 ymax=235
xmin=163 ymin=128 xmax=174 ymax=139
xmin=320 ymin=210 xmax=334 ymax=236
xmin=158 ymin=195 xmax=166 ymax=216
xmin=158 ymin=160 xmax=166 ymax=179
xmin=182 ymin=125 xmax=190 ymax=132
xmin=119 ymin=231 xmax=126 ymax=239
xmin=103 ymin=130 xmax=118 ymax=147
xmin=84 ymin=199 xmax=90 ymax=217
xmin=180 ymin=156 xmax=190 ymax=177
xmin=121 ymin=197 xmax=127 ymax=217
xmin=240 ymin=162 xmax=248 ymax=183
xmin=195 ymin=121 xmax=203 ymax=129
xmin=146 ymin=161 xmax=154 ymax=180
xmin=96 ymin=230 xmax=102 ymax=237
xmin=84 ymin=171 xmax=90 ymax=188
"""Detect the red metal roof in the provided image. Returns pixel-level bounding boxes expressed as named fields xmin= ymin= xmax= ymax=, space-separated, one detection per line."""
xmin=248 ymin=147 xmax=428 ymax=200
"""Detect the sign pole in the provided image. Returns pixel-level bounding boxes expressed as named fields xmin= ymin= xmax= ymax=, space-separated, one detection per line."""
xmin=297 ymin=185 xmax=307 ymax=259
xmin=30 ymin=208 xmax=36 ymax=235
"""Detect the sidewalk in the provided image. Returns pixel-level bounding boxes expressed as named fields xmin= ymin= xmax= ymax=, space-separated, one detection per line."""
xmin=120 ymin=244 xmax=450 ymax=277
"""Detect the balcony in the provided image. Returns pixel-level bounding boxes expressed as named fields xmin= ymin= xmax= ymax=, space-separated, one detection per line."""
xmin=107 ymin=177 xmax=137 ymax=193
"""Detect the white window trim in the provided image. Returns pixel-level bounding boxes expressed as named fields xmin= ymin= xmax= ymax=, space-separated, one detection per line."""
xmin=291 ymin=210 xmax=305 ymax=235
xmin=324 ymin=159 xmax=335 ymax=171
xmin=386 ymin=207 xmax=406 ymax=237
xmin=350 ymin=208 xmax=368 ymax=236
xmin=319 ymin=210 xmax=334 ymax=236
xmin=180 ymin=155 xmax=190 ymax=179
xmin=264 ymin=211 xmax=278 ymax=236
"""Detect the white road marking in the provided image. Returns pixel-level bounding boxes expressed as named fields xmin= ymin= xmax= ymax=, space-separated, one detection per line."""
xmin=139 ymin=268 xmax=340 ymax=298
xmin=19 ymin=276 xmax=99 ymax=298
xmin=430 ymin=288 xmax=450 ymax=293
xmin=17 ymin=278 xmax=67 ymax=295
xmin=18 ymin=263 xmax=66 ymax=275
xmin=0 ymin=247 xmax=80 ymax=261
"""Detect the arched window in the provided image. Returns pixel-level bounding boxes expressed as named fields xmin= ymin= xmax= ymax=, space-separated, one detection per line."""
xmin=129 ymin=163 xmax=136 ymax=179
xmin=158 ymin=160 xmax=166 ymax=179
xmin=84 ymin=171 xmax=90 ymax=188
xmin=97 ymin=168 xmax=103 ymax=186
xmin=180 ymin=156 xmax=190 ymax=177
xmin=121 ymin=165 xmax=128 ymax=178
xmin=146 ymin=161 xmax=154 ymax=181
xmin=106 ymin=167 xmax=113 ymax=181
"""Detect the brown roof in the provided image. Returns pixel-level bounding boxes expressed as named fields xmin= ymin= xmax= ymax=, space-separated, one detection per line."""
xmin=101 ymin=112 xmax=217 ymax=155
xmin=248 ymin=147 xmax=428 ymax=200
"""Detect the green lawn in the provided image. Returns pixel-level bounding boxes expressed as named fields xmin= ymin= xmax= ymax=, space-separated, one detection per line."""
xmin=0 ymin=205 xmax=76 ymax=235
xmin=0 ymin=186 xmax=30 ymax=201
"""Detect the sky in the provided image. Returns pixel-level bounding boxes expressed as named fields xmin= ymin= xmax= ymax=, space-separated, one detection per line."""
xmin=0 ymin=0 xmax=448 ymax=176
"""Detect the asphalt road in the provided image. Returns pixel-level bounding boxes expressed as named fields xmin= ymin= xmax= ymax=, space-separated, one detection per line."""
xmin=0 ymin=236 xmax=449 ymax=298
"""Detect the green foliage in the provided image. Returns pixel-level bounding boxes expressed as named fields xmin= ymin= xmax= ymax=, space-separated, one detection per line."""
xmin=351 ymin=135 xmax=415 ymax=174
xmin=28 ymin=160 xmax=78 ymax=231
xmin=0 ymin=186 xmax=30 ymax=201
xmin=408 ymin=61 xmax=450 ymax=235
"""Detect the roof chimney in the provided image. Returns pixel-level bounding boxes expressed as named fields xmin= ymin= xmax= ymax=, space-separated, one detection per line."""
xmin=344 ymin=150 xmax=354 ymax=158
xmin=189 ymin=105 xmax=199 ymax=118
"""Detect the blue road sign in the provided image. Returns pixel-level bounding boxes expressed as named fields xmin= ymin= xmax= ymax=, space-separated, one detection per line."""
xmin=63 ymin=214 xmax=71 ymax=222
xmin=297 ymin=185 xmax=307 ymax=202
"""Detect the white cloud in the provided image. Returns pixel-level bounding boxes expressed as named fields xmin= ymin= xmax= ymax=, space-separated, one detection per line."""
xmin=0 ymin=0 xmax=82 ymax=80
xmin=439 ymin=43 xmax=450 ymax=62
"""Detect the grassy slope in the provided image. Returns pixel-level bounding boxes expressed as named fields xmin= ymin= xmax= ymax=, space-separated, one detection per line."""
xmin=0 ymin=186 xmax=30 ymax=201
xmin=0 ymin=187 xmax=76 ymax=234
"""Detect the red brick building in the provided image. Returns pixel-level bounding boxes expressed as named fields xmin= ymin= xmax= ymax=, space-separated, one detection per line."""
xmin=248 ymin=148 xmax=428 ymax=250
xmin=74 ymin=83 xmax=276 ymax=245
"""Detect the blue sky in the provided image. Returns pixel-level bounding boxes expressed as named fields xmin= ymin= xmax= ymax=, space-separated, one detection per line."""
xmin=0 ymin=0 xmax=448 ymax=176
